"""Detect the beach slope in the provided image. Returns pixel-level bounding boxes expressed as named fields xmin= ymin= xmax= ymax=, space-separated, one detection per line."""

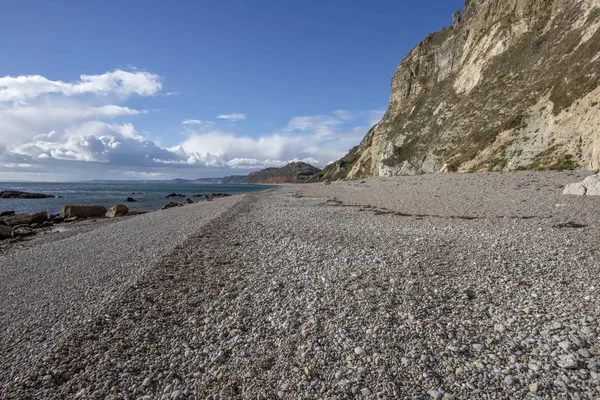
xmin=2 ymin=171 xmax=600 ymax=399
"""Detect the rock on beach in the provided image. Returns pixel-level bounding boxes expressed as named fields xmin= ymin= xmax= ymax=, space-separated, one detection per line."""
xmin=60 ymin=205 xmax=107 ymax=219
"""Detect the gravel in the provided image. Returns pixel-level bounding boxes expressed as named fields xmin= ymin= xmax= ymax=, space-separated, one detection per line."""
xmin=0 ymin=196 xmax=244 ymax=393
xmin=1 ymin=171 xmax=600 ymax=399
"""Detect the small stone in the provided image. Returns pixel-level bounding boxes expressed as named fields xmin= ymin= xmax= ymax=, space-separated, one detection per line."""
xmin=401 ymin=357 xmax=409 ymax=366
xmin=557 ymin=354 xmax=579 ymax=370
xmin=472 ymin=343 xmax=483 ymax=352
xmin=142 ymin=377 xmax=152 ymax=387
xmin=578 ymin=349 xmax=591 ymax=358
xmin=581 ymin=327 xmax=594 ymax=336
xmin=558 ymin=341 xmax=571 ymax=351
xmin=494 ymin=324 xmax=506 ymax=333
xmin=280 ymin=383 xmax=290 ymax=391
xmin=361 ymin=388 xmax=373 ymax=396
xmin=442 ymin=394 xmax=455 ymax=400
xmin=277 ymin=391 xmax=285 ymax=399
xmin=428 ymin=389 xmax=442 ymax=399
xmin=504 ymin=375 xmax=515 ymax=386
xmin=170 ymin=390 xmax=184 ymax=399
xmin=529 ymin=383 xmax=539 ymax=392
xmin=354 ymin=347 xmax=366 ymax=356
xmin=529 ymin=362 xmax=540 ymax=372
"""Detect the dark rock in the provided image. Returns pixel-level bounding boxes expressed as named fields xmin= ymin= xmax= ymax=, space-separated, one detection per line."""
xmin=41 ymin=221 xmax=54 ymax=228
xmin=0 ymin=211 xmax=16 ymax=217
xmin=0 ymin=211 xmax=48 ymax=227
xmin=162 ymin=202 xmax=182 ymax=209
xmin=205 ymin=194 xmax=213 ymax=202
xmin=12 ymin=226 xmax=36 ymax=237
xmin=0 ymin=225 xmax=13 ymax=240
xmin=60 ymin=205 xmax=107 ymax=219
xmin=184 ymin=198 xmax=196 ymax=204
xmin=125 ymin=210 xmax=147 ymax=216
xmin=29 ymin=223 xmax=41 ymax=229
xmin=166 ymin=193 xmax=186 ymax=198
xmin=0 ymin=190 xmax=55 ymax=199
xmin=125 ymin=197 xmax=137 ymax=202
xmin=63 ymin=217 xmax=78 ymax=223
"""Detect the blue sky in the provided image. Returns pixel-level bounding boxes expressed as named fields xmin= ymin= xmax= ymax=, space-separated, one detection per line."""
xmin=0 ymin=0 xmax=464 ymax=181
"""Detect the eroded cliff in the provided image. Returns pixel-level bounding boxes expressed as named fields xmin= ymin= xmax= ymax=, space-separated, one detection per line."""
xmin=317 ymin=0 xmax=600 ymax=181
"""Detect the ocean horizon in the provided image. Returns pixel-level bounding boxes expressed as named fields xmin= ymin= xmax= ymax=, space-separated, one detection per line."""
xmin=0 ymin=182 xmax=274 ymax=215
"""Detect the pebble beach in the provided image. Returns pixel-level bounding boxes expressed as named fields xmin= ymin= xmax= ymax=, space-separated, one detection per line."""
xmin=1 ymin=170 xmax=599 ymax=399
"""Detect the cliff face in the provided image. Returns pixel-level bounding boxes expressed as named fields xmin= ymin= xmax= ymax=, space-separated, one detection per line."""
xmin=319 ymin=0 xmax=600 ymax=180
xmin=243 ymin=162 xmax=321 ymax=184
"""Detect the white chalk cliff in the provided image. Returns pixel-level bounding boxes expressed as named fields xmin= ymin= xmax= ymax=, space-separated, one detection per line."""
xmin=316 ymin=0 xmax=600 ymax=181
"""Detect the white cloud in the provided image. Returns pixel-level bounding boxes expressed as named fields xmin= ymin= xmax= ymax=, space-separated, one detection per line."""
xmin=216 ymin=113 xmax=246 ymax=121
xmin=0 ymin=69 xmax=162 ymax=103
xmin=0 ymin=69 xmax=377 ymax=180
xmin=333 ymin=110 xmax=354 ymax=120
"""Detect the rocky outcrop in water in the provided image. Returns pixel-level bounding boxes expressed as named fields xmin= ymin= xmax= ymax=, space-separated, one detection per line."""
xmin=315 ymin=0 xmax=600 ymax=181
xmin=0 ymin=190 xmax=55 ymax=199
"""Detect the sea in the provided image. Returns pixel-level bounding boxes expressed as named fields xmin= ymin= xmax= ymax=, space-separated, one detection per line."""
xmin=0 ymin=182 xmax=274 ymax=215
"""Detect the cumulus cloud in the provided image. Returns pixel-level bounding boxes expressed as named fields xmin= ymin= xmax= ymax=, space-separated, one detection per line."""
xmin=0 ymin=69 xmax=376 ymax=180
xmin=216 ymin=113 xmax=246 ymax=121
xmin=0 ymin=69 xmax=162 ymax=103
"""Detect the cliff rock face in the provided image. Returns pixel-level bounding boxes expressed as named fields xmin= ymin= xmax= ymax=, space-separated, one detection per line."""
xmin=243 ymin=162 xmax=321 ymax=184
xmin=318 ymin=0 xmax=600 ymax=180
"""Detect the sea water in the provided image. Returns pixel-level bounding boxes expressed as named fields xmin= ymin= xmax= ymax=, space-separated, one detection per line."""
xmin=0 ymin=182 xmax=274 ymax=215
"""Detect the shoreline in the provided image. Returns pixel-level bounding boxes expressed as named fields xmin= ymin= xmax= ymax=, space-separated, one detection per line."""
xmin=1 ymin=171 xmax=599 ymax=399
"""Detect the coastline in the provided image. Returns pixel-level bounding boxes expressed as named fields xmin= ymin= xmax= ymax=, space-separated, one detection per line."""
xmin=1 ymin=171 xmax=599 ymax=399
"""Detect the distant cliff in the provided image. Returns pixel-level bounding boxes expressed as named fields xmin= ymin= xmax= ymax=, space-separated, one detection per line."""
xmin=317 ymin=0 xmax=600 ymax=181
xmin=243 ymin=162 xmax=321 ymax=184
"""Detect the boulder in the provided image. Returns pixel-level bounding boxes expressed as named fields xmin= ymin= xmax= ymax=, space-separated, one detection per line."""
xmin=205 ymin=194 xmax=213 ymax=202
xmin=0 ymin=211 xmax=16 ymax=217
xmin=0 ymin=225 xmax=13 ymax=240
xmin=60 ymin=205 xmax=107 ymax=219
xmin=184 ymin=198 xmax=195 ymax=204
xmin=563 ymin=182 xmax=587 ymax=196
xmin=12 ymin=226 xmax=36 ymax=237
xmin=582 ymin=175 xmax=600 ymax=196
xmin=166 ymin=193 xmax=186 ymax=198
xmin=125 ymin=197 xmax=137 ymax=202
xmin=106 ymin=204 xmax=129 ymax=218
xmin=563 ymin=174 xmax=600 ymax=196
xmin=0 ymin=211 xmax=48 ymax=227
xmin=0 ymin=190 xmax=55 ymax=199
xmin=323 ymin=179 xmax=331 ymax=186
